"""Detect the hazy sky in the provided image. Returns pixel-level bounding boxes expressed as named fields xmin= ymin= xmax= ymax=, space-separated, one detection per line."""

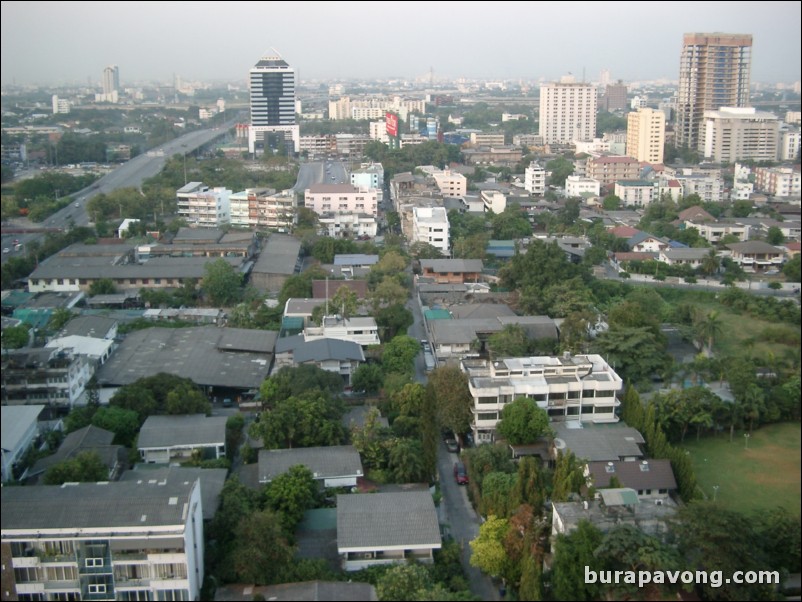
xmin=2 ymin=1 xmax=800 ymax=86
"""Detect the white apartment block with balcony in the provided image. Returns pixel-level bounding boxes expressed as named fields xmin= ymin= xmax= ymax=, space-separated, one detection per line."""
xmin=539 ymin=77 xmax=597 ymax=144
xmin=614 ymin=180 xmax=661 ymax=207
xmin=229 ymin=188 xmax=296 ymax=230
xmin=318 ymin=212 xmax=378 ymax=239
xmin=300 ymin=135 xmax=335 ymax=157
xmin=626 ymin=108 xmax=665 ymax=164
xmin=432 ymin=170 xmax=467 ymax=197
xmin=51 ymin=95 xmax=70 ymax=114
xmin=176 ymin=182 xmax=232 ymax=228
xmin=673 ymin=174 xmax=724 ymax=203
xmin=470 ymin=132 xmax=505 ymax=146
xmin=574 ymin=138 xmax=612 ymax=156
xmin=462 ymin=354 xmax=623 ymax=444
xmin=351 ymin=163 xmax=385 ymax=198
xmin=524 ymin=162 xmax=546 ymax=195
xmin=755 ymin=166 xmax=801 ymax=198
xmin=304 ymin=184 xmax=378 ymax=217
xmin=565 ymin=176 xmax=601 ymax=198
xmin=369 ymin=120 xmax=390 ymax=143
xmin=702 ymin=107 xmax=779 ymax=163
xmin=1 ymin=479 xmax=204 ymax=602
xmin=779 ymin=129 xmax=801 ymax=161
xmin=412 ymin=206 xmax=450 ymax=255
xmin=303 ymin=315 xmax=380 ymax=347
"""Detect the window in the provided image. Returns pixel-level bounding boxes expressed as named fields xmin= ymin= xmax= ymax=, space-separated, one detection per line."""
xmin=85 ymin=557 xmax=104 ymax=568
xmin=88 ymin=584 xmax=106 ymax=594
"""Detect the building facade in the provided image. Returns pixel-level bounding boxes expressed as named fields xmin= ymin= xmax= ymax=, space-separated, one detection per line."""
xmin=1 ymin=480 xmax=204 ymax=602
xmin=304 ymin=184 xmax=378 ymax=217
xmin=248 ymin=51 xmax=300 ymax=153
xmin=565 ymin=176 xmax=601 ymax=198
xmin=675 ymin=33 xmax=752 ymax=151
xmin=539 ymin=78 xmax=598 ymax=144
xmin=412 ymin=206 xmax=450 ymax=255
xmin=524 ymin=162 xmax=546 ymax=195
xmin=176 ymin=182 xmax=232 ymax=228
xmin=2 ymin=348 xmax=91 ymax=408
xmin=702 ymin=107 xmax=779 ymax=163
xmin=462 ymin=354 xmax=623 ymax=444
xmin=229 ymin=187 xmax=296 ymax=230
xmin=755 ymin=166 xmax=801 ymax=197
xmin=586 ymin=156 xmax=641 ymax=187
xmin=626 ymin=108 xmax=665 ymax=164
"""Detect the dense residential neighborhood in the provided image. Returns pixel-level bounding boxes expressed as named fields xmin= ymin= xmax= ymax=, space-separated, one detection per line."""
xmin=1 ymin=14 xmax=801 ymax=602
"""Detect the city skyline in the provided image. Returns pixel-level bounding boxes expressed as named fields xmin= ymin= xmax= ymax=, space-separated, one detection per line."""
xmin=1 ymin=1 xmax=801 ymax=86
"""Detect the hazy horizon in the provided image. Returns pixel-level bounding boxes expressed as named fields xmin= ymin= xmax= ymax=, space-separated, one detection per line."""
xmin=2 ymin=1 xmax=800 ymax=87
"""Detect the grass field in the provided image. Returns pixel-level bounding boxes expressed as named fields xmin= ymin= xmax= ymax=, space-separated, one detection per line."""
xmin=681 ymin=422 xmax=801 ymax=516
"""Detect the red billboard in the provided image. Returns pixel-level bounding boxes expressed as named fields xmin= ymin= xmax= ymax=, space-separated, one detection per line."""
xmin=385 ymin=112 xmax=399 ymax=138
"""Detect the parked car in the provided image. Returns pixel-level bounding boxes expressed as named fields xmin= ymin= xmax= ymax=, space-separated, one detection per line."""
xmin=445 ymin=438 xmax=459 ymax=453
xmin=453 ymin=461 xmax=468 ymax=485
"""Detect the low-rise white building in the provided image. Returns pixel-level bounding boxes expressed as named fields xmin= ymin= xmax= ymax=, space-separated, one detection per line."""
xmin=565 ymin=176 xmax=601 ymax=198
xmin=1 ymin=348 xmax=92 ymax=408
xmin=614 ymin=180 xmax=660 ymax=207
xmin=755 ymin=166 xmax=801 ymax=198
xmin=318 ymin=212 xmax=377 ymax=239
xmin=305 ymin=184 xmax=378 ymax=217
xmin=462 ymin=354 xmax=623 ymax=444
xmin=176 ymin=182 xmax=232 ymax=228
xmin=304 ymin=315 xmax=380 ymax=347
xmin=702 ymin=107 xmax=779 ymax=163
xmin=432 ymin=170 xmax=467 ymax=198
xmin=229 ymin=188 xmax=296 ymax=230
xmin=412 ymin=206 xmax=450 ymax=255
xmin=524 ymin=162 xmax=546 ymax=195
xmin=1 ymin=405 xmax=45 ymax=482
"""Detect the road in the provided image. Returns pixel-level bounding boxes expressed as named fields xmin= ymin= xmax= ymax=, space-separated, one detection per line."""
xmin=293 ymin=159 xmax=349 ymax=193
xmin=405 ymin=275 xmax=499 ymax=600
xmin=1 ymin=117 xmax=242 ymax=264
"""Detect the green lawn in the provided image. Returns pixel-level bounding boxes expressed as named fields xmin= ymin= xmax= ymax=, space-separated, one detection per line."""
xmin=681 ymin=422 xmax=801 ymax=516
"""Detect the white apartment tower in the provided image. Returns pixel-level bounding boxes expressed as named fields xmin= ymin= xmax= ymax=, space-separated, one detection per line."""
xmin=248 ymin=50 xmax=300 ymax=154
xmin=524 ymin=162 xmax=546 ymax=195
xmin=626 ymin=108 xmax=666 ymax=164
xmin=412 ymin=207 xmax=450 ymax=256
xmin=539 ymin=77 xmax=597 ymax=144
xmin=675 ymin=33 xmax=752 ymax=151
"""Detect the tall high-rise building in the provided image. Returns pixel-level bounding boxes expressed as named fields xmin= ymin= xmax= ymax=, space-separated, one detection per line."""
xmin=601 ymin=80 xmax=628 ymax=112
xmin=102 ymin=65 xmax=119 ymax=94
xmin=675 ymin=33 xmax=752 ymax=151
xmin=248 ymin=49 xmax=299 ymax=154
xmin=539 ymin=76 xmax=597 ymax=144
xmin=627 ymin=108 xmax=666 ymax=164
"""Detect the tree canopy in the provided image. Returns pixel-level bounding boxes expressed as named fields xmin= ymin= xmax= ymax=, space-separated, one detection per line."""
xmin=496 ymin=397 xmax=551 ymax=445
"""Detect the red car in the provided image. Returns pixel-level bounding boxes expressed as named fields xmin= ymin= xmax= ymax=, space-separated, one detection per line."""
xmin=453 ymin=461 xmax=468 ymax=485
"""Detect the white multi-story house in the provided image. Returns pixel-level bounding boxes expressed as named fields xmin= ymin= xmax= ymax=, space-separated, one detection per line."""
xmin=412 ymin=206 xmax=450 ymax=255
xmin=614 ymin=180 xmax=661 ymax=207
xmin=369 ymin=120 xmax=390 ymax=143
xmin=318 ymin=212 xmax=378 ymax=239
xmin=431 ymin=170 xmax=467 ymax=198
xmin=304 ymin=184 xmax=378 ymax=217
xmin=303 ymin=316 xmax=380 ymax=347
xmin=176 ymin=182 xmax=232 ymax=228
xmin=755 ymin=166 xmax=801 ymax=198
xmin=565 ymin=175 xmax=601 ymax=198
xmin=461 ymin=354 xmax=623 ymax=444
xmin=779 ymin=129 xmax=801 ymax=161
xmin=673 ymin=174 xmax=724 ymax=203
xmin=229 ymin=188 xmax=296 ymax=230
xmin=1 ymin=479 xmax=204 ymax=601
xmin=1 ymin=348 xmax=92 ymax=409
xmin=351 ymin=163 xmax=385 ymax=200
xmin=524 ymin=162 xmax=546 ymax=195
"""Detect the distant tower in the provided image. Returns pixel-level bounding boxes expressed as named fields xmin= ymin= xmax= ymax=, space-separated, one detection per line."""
xmin=539 ymin=77 xmax=597 ymax=144
xmin=248 ymin=49 xmax=299 ymax=154
xmin=599 ymin=68 xmax=611 ymax=88
xmin=675 ymin=33 xmax=752 ymax=151
xmin=102 ymin=65 xmax=119 ymax=95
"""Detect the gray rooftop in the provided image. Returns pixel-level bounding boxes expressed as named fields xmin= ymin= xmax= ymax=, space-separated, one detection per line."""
xmin=553 ymin=423 xmax=645 ymax=462
xmin=293 ymin=338 xmax=365 ymax=363
xmin=661 ymin=248 xmax=712 ymax=260
xmin=449 ymin=303 xmax=516 ymax=320
xmin=218 ymin=328 xmax=278 ymax=354
xmin=120 ymin=466 xmax=227 ymax=520
xmin=342 ymin=406 xmax=389 ymax=430
xmin=337 ymin=491 xmax=441 ymax=551
xmin=333 ymin=254 xmax=379 ymax=266
xmin=138 ymin=414 xmax=227 ymax=450
xmin=1 ymin=480 xmax=197 ymax=531
xmin=97 ymin=326 xmax=274 ymax=389
xmin=59 ymin=315 xmax=118 ymax=339
xmin=30 ymin=425 xmax=118 ymax=477
xmin=1 ymin=405 xmax=45 ymax=453
xmin=587 ymin=460 xmax=677 ymax=491
xmin=420 ymin=259 xmax=483 ymax=273
xmin=173 ymin=227 xmax=223 ymax=243
xmin=553 ymin=497 xmax=676 ymax=535
xmin=253 ymin=234 xmax=301 ymax=275
xmin=258 ymin=445 xmax=363 ymax=483
xmin=726 ymin=241 xmax=784 ymax=254
xmin=31 ymin=255 xmax=243 ymax=282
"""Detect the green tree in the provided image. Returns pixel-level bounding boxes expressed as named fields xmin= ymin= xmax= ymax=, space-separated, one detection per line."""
xmin=228 ymin=510 xmax=295 ymax=584
xmin=1 ymin=324 xmax=29 ymax=350
xmin=382 ymin=335 xmax=420 ymax=376
xmin=328 ymin=284 xmax=359 ymax=318
xmin=487 ymin=324 xmax=529 ymax=359
xmin=470 ymin=515 xmax=510 ymax=578
xmin=496 ymin=397 xmax=551 ymax=445
xmin=90 ymin=406 xmax=140 ymax=447
xmin=782 ymin=254 xmax=801 ymax=282
xmin=481 ymin=472 xmax=519 ymax=518
xmin=43 ymin=451 xmax=108 ymax=485
xmin=428 ymin=366 xmax=473 ymax=436
xmin=251 ymin=392 xmax=345 ymax=449
xmin=88 ymin=278 xmax=117 ymax=296
xmin=263 ymin=465 xmax=318 ymax=530
xmin=602 ymin=194 xmax=622 ymax=210
xmin=371 ymin=276 xmax=409 ymax=313
xmin=376 ymin=303 xmax=413 ymax=340
xmin=592 ymin=326 xmax=670 ymax=385
xmin=546 ymin=156 xmax=574 ymax=188
xmin=388 ymin=438 xmax=427 ymax=482
xmin=226 ymin=413 xmax=245 ymax=457
xmin=693 ymin=310 xmax=723 ymax=357
xmin=352 ymin=363 xmax=384 ymax=394
xmin=47 ymin=308 xmax=74 ymax=332
xmin=376 ymin=563 xmax=432 ymax=602
xmin=551 ymin=520 xmax=604 ymax=601
xmin=551 ymin=450 xmax=585 ymax=502
xmin=202 ymin=259 xmax=243 ymax=306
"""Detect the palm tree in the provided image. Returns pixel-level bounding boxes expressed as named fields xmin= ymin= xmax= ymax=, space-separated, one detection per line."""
xmin=700 ymin=249 xmax=720 ymax=277
xmin=694 ymin=310 xmax=723 ymax=357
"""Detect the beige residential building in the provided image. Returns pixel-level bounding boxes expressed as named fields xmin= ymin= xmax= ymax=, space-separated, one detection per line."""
xmin=755 ymin=166 xmax=801 ymax=198
xmin=229 ymin=187 xmax=296 ymax=230
xmin=702 ymin=107 xmax=779 ymax=163
xmin=432 ymin=170 xmax=467 ymax=197
xmin=304 ymin=184 xmax=378 ymax=217
xmin=676 ymin=33 xmax=752 ymax=151
xmin=539 ymin=77 xmax=598 ymax=144
xmin=586 ymin=156 xmax=640 ymax=187
xmin=470 ymin=132 xmax=505 ymax=146
xmin=626 ymin=108 xmax=665 ymax=164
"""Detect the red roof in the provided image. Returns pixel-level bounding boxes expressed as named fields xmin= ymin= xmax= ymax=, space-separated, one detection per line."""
xmin=608 ymin=226 xmax=640 ymax=238
xmin=614 ymin=252 xmax=656 ymax=262
xmin=592 ymin=156 xmax=639 ymax=164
